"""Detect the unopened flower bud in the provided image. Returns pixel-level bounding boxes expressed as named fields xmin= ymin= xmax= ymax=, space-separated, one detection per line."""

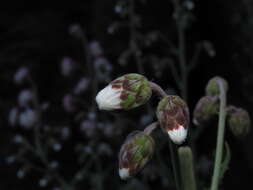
xmin=156 ymin=96 xmax=189 ymax=144
xmin=193 ymin=96 xmax=219 ymax=126
xmin=118 ymin=131 xmax=155 ymax=180
xmin=96 ymin=73 xmax=152 ymax=110
xmin=205 ymin=76 xmax=228 ymax=96
xmin=228 ymin=107 xmax=251 ymax=138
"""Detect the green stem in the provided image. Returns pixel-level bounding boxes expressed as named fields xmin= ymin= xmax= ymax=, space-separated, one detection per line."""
xmin=168 ymin=140 xmax=181 ymax=190
xmin=210 ymin=81 xmax=227 ymax=190
xmin=178 ymin=146 xmax=197 ymax=190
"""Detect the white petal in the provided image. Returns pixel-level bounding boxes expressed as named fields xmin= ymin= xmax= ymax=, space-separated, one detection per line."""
xmin=168 ymin=125 xmax=187 ymax=145
xmin=96 ymin=84 xmax=122 ymax=110
xmin=119 ymin=168 xmax=130 ymax=180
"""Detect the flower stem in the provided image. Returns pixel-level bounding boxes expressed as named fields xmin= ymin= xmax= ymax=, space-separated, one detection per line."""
xmin=143 ymin=122 xmax=158 ymax=135
xmin=178 ymin=146 xmax=197 ymax=190
xmin=149 ymin=81 xmax=167 ymax=98
xmin=168 ymin=140 xmax=181 ymax=190
xmin=210 ymin=80 xmax=227 ymax=190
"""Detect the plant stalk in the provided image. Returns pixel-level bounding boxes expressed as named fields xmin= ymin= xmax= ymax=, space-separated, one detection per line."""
xmin=210 ymin=80 xmax=227 ymax=190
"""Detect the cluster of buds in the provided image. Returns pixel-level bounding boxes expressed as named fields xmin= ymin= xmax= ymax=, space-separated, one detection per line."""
xmin=96 ymin=73 xmax=189 ymax=179
xmin=193 ymin=76 xmax=227 ymax=126
xmin=193 ymin=76 xmax=251 ymax=137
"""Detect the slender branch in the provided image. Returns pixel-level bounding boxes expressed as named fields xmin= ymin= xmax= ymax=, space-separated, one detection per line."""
xmin=172 ymin=0 xmax=188 ymax=101
xmin=143 ymin=122 xmax=158 ymax=135
xmin=210 ymin=81 xmax=227 ymax=190
xmin=149 ymin=81 xmax=167 ymax=98
xmin=188 ymin=43 xmax=202 ymax=72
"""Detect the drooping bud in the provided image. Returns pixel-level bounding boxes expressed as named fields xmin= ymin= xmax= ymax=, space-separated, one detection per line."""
xmin=205 ymin=76 xmax=228 ymax=96
xmin=156 ymin=95 xmax=189 ymax=144
xmin=227 ymin=106 xmax=251 ymax=138
xmin=193 ymin=96 xmax=219 ymax=126
xmin=118 ymin=131 xmax=155 ymax=180
xmin=96 ymin=73 xmax=152 ymax=111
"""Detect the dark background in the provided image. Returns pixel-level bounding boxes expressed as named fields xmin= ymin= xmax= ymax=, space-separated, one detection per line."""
xmin=0 ymin=0 xmax=253 ymax=189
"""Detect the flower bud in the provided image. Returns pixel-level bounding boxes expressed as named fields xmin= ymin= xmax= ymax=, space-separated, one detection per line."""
xmin=118 ymin=131 xmax=155 ymax=180
xmin=228 ymin=107 xmax=251 ymax=138
xmin=193 ymin=96 xmax=219 ymax=126
xmin=205 ymin=76 xmax=228 ymax=96
xmin=156 ymin=95 xmax=189 ymax=144
xmin=96 ymin=73 xmax=152 ymax=110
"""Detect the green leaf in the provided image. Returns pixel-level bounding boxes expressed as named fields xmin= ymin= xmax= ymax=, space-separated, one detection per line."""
xmin=219 ymin=142 xmax=231 ymax=181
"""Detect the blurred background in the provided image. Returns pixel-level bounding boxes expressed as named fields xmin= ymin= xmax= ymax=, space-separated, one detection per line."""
xmin=0 ymin=0 xmax=253 ymax=189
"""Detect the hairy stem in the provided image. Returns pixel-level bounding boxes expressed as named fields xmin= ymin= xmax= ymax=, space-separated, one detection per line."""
xmin=210 ymin=81 xmax=227 ymax=190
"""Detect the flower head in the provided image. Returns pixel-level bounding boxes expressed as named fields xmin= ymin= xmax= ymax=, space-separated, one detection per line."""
xmin=193 ymin=96 xmax=219 ymax=126
xmin=227 ymin=106 xmax=251 ymax=138
xmin=205 ymin=76 xmax=228 ymax=96
xmin=96 ymin=73 xmax=152 ymax=110
xmin=119 ymin=131 xmax=155 ymax=180
xmin=156 ymin=95 xmax=189 ymax=144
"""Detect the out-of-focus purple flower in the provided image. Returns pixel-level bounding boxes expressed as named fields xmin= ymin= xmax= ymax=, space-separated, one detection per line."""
xmin=39 ymin=178 xmax=48 ymax=187
xmin=139 ymin=114 xmax=153 ymax=126
xmin=14 ymin=67 xmax=29 ymax=84
xmin=69 ymin=24 xmax=83 ymax=38
xmin=52 ymin=143 xmax=62 ymax=152
xmin=83 ymin=145 xmax=94 ymax=154
xmin=17 ymin=169 xmax=25 ymax=179
xmin=61 ymin=127 xmax=70 ymax=140
xmin=89 ymin=41 xmax=104 ymax=58
xmin=80 ymin=120 xmax=96 ymax=138
xmin=13 ymin=135 xmax=23 ymax=144
xmin=87 ymin=111 xmax=96 ymax=121
xmin=97 ymin=143 xmax=113 ymax=156
xmin=50 ymin=161 xmax=59 ymax=169
xmin=94 ymin=57 xmax=112 ymax=83
xmin=60 ymin=57 xmax=75 ymax=77
xmin=8 ymin=107 xmax=19 ymax=127
xmin=18 ymin=89 xmax=34 ymax=107
xmin=62 ymin=94 xmax=76 ymax=113
xmin=73 ymin=78 xmax=90 ymax=95
xmin=19 ymin=109 xmax=38 ymax=128
xmin=6 ymin=156 xmax=15 ymax=164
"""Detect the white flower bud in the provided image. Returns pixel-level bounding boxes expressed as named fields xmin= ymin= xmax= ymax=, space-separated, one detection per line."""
xmin=14 ymin=67 xmax=29 ymax=84
xmin=19 ymin=109 xmax=38 ymax=128
xmin=167 ymin=125 xmax=188 ymax=145
xmin=18 ymin=89 xmax=33 ymax=107
xmin=96 ymin=84 xmax=122 ymax=110
xmin=96 ymin=74 xmax=152 ymax=111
